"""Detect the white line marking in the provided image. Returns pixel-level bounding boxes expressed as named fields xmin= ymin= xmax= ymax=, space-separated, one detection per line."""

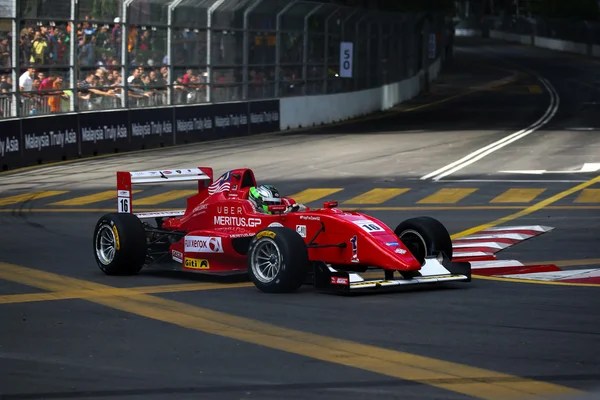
xmin=435 ymin=179 xmax=587 ymax=183
xmin=420 ymin=76 xmax=560 ymax=181
xmin=470 ymin=260 xmax=525 ymax=269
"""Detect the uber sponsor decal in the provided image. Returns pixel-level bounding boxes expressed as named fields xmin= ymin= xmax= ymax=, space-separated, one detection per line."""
xmin=184 ymin=258 xmax=210 ymax=270
xmin=184 ymin=236 xmax=224 ymax=253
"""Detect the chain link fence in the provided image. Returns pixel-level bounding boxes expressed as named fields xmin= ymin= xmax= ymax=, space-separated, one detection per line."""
xmin=0 ymin=0 xmax=449 ymax=120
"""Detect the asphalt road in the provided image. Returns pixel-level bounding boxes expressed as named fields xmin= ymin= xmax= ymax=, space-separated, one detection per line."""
xmin=1 ymin=37 xmax=600 ymax=400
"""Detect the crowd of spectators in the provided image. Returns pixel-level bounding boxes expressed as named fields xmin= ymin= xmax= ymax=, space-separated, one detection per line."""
xmin=0 ymin=16 xmax=328 ymax=118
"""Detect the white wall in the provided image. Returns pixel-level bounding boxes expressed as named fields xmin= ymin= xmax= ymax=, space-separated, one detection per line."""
xmin=279 ymin=58 xmax=442 ymax=130
xmin=489 ymin=30 xmax=590 ymax=56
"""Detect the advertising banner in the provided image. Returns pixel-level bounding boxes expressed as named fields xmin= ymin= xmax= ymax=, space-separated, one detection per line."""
xmin=173 ymin=104 xmax=215 ymax=144
xmin=212 ymin=102 xmax=249 ymax=138
xmin=21 ymin=114 xmax=79 ymax=165
xmin=0 ymin=119 xmax=22 ymax=170
xmin=248 ymin=100 xmax=280 ymax=135
xmin=129 ymin=107 xmax=174 ymax=149
xmin=79 ymin=110 xmax=130 ymax=157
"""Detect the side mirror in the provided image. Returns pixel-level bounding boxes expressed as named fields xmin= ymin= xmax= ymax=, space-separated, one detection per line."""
xmin=323 ymin=201 xmax=338 ymax=208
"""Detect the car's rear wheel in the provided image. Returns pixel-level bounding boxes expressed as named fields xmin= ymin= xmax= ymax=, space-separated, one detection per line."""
xmin=247 ymin=227 xmax=308 ymax=293
xmin=394 ymin=216 xmax=453 ymax=265
xmin=93 ymin=213 xmax=147 ymax=275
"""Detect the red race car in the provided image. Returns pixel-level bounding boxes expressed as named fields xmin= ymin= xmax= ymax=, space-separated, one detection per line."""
xmin=92 ymin=167 xmax=471 ymax=293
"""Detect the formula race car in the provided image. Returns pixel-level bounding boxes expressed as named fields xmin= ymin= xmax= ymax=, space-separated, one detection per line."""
xmin=92 ymin=167 xmax=471 ymax=293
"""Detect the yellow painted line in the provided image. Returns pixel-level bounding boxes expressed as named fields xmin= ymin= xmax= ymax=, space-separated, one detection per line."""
xmin=526 ymin=85 xmax=543 ymax=94
xmin=0 ymin=262 xmax=582 ymax=399
xmin=402 ymin=73 xmax=520 ymax=112
xmin=574 ymin=188 xmax=600 ymax=203
xmin=451 ymin=174 xmax=600 ymax=240
xmin=0 ymin=282 xmax=255 ymax=305
xmin=0 ymin=191 xmax=68 ymax=206
xmin=490 ymin=188 xmax=546 ymax=203
xmin=50 ymin=190 xmax=143 ymax=206
xmin=4 ymin=205 xmax=600 ymax=213
xmin=417 ymin=188 xmax=478 ymax=204
xmin=343 ymin=188 xmax=410 ymax=204
xmin=289 ymin=188 xmax=343 ymax=204
xmin=473 ymin=274 xmax=600 ymax=288
xmin=134 ymin=190 xmax=198 ymax=205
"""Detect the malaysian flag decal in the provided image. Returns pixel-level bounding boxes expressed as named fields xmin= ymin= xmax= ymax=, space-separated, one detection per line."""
xmin=208 ymin=171 xmax=232 ymax=195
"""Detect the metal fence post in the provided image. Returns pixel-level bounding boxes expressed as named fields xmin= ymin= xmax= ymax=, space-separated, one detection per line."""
xmin=207 ymin=0 xmax=228 ymax=103
xmin=69 ymin=0 xmax=77 ymax=112
xmin=121 ymin=0 xmax=135 ymax=109
xmin=10 ymin=0 xmax=18 ymax=118
xmin=323 ymin=7 xmax=340 ymax=94
xmin=242 ymin=0 xmax=263 ymax=100
xmin=274 ymin=0 xmax=298 ymax=98
xmin=354 ymin=14 xmax=367 ymax=91
xmin=302 ymin=4 xmax=323 ymax=95
xmin=167 ymin=0 xmax=184 ymax=107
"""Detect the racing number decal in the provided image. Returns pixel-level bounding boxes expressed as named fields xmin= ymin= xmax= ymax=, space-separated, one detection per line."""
xmin=350 ymin=235 xmax=358 ymax=263
xmin=353 ymin=219 xmax=384 ymax=233
xmin=118 ymin=197 xmax=129 ymax=213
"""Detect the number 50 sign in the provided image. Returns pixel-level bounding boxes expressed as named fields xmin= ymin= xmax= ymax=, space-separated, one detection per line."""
xmin=339 ymin=42 xmax=353 ymax=78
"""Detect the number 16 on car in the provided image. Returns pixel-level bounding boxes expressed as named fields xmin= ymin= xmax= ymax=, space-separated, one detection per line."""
xmin=340 ymin=42 xmax=353 ymax=78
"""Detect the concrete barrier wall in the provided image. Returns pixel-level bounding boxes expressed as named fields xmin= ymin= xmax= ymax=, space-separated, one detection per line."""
xmin=280 ymin=58 xmax=442 ymax=130
xmin=489 ymin=29 xmax=591 ymax=56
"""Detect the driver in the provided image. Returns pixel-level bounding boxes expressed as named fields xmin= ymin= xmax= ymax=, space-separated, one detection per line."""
xmin=248 ymin=185 xmax=307 ymax=214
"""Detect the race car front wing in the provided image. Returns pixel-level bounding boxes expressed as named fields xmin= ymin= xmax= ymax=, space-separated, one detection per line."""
xmin=313 ymin=253 xmax=471 ymax=293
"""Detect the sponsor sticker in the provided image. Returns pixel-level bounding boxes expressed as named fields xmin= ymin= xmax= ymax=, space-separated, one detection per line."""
xmin=353 ymin=219 xmax=384 ymax=233
xmin=184 ymin=258 xmax=210 ymax=270
xmin=386 ymin=242 xmax=399 ymax=246
xmin=300 ymin=215 xmax=320 ymax=221
xmin=172 ymin=250 xmax=183 ymax=263
xmin=395 ymin=248 xmax=407 ymax=254
xmin=256 ymin=231 xmax=276 ymax=239
xmin=214 ymin=216 xmax=261 ymax=228
xmin=112 ymin=225 xmax=120 ymax=250
xmin=331 ymin=276 xmax=349 ymax=285
xmin=184 ymin=236 xmax=224 ymax=253
xmin=296 ymin=225 xmax=306 ymax=238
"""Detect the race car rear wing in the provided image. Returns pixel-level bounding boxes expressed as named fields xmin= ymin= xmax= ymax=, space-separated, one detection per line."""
xmin=116 ymin=167 xmax=213 ymax=214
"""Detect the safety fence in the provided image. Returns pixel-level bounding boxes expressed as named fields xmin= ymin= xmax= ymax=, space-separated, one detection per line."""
xmin=0 ymin=0 xmax=454 ymax=171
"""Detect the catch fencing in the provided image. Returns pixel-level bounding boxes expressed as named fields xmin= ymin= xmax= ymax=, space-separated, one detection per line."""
xmin=0 ymin=0 xmax=452 ymax=170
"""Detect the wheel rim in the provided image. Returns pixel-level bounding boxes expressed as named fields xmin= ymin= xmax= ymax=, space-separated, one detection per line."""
xmin=399 ymin=229 xmax=427 ymax=264
xmin=95 ymin=224 xmax=117 ymax=265
xmin=251 ymin=238 xmax=282 ymax=284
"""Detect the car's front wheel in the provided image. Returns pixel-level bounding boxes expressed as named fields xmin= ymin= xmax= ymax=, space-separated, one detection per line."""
xmin=247 ymin=227 xmax=308 ymax=293
xmin=93 ymin=213 xmax=147 ymax=275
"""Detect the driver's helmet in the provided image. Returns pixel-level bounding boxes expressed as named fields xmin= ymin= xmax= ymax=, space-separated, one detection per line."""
xmin=249 ymin=185 xmax=282 ymax=214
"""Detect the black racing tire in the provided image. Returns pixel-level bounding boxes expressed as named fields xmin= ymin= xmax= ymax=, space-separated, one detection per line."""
xmin=394 ymin=216 xmax=453 ymax=265
xmin=93 ymin=213 xmax=147 ymax=275
xmin=247 ymin=227 xmax=309 ymax=293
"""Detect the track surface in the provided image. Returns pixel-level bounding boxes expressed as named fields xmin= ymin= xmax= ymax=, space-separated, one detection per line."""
xmin=1 ymin=38 xmax=600 ymax=400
